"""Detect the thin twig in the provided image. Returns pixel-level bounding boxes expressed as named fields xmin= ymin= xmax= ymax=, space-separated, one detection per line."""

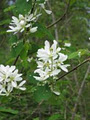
xmin=56 ymin=57 xmax=90 ymax=82
xmin=47 ymin=0 xmax=59 ymax=40
xmin=71 ymin=63 xmax=90 ymax=120
xmin=47 ymin=0 xmax=71 ymax=29
xmin=25 ymin=100 xmax=44 ymax=119
xmin=30 ymin=0 xmax=36 ymax=14
xmin=13 ymin=55 xmax=19 ymax=65
xmin=31 ymin=100 xmax=44 ymax=115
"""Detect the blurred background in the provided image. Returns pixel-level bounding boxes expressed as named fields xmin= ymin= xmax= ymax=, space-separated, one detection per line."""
xmin=0 ymin=0 xmax=90 ymax=120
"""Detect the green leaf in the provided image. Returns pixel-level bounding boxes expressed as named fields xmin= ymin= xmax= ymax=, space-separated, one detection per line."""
xmin=29 ymin=42 xmax=39 ymax=54
xmin=33 ymin=84 xmax=52 ymax=102
xmin=31 ymin=23 xmax=54 ymax=40
xmin=11 ymin=40 xmax=23 ymax=57
xmin=4 ymin=5 xmax=15 ymax=12
xmin=9 ymin=35 xmax=18 ymax=44
xmin=70 ymin=0 xmax=76 ymax=6
xmin=0 ymin=31 xmax=6 ymax=35
xmin=0 ymin=19 xmax=10 ymax=26
xmin=68 ymin=49 xmax=90 ymax=59
xmin=20 ymin=42 xmax=30 ymax=60
xmin=28 ymin=73 xmax=38 ymax=85
xmin=48 ymin=114 xmax=60 ymax=120
xmin=14 ymin=0 xmax=32 ymax=15
xmin=68 ymin=51 xmax=79 ymax=59
xmin=0 ymin=107 xmax=18 ymax=115
xmin=33 ymin=118 xmax=39 ymax=120
xmin=36 ymin=0 xmax=45 ymax=3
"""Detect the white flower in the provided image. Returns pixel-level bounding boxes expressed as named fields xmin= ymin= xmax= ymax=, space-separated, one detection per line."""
xmin=64 ymin=43 xmax=71 ymax=47
xmin=34 ymin=68 xmax=50 ymax=81
xmin=51 ymin=87 xmax=60 ymax=96
xmin=39 ymin=0 xmax=52 ymax=14
xmin=39 ymin=2 xmax=52 ymax=14
xmin=37 ymin=40 xmax=61 ymax=61
xmin=7 ymin=11 xmax=40 ymax=34
xmin=78 ymin=51 xmax=81 ymax=57
xmin=27 ymin=57 xmax=33 ymax=62
xmin=30 ymin=26 xmax=38 ymax=33
xmin=0 ymin=65 xmax=26 ymax=96
xmin=34 ymin=40 xmax=70 ymax=81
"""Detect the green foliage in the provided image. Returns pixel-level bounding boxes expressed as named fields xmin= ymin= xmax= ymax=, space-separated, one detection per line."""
xmin=4 ymin=5 xmax=15 ymax=12
xmin=0 ymin=19 xmax=10 ymax=26
xmin=48 ymin=114 xmax=61 ymax=120
xmin=33 ymin=85 xmax=52 ymax=102
xmin=31 ymin=23 xmax=54 ymax=40
xmin=11 ymin=40 xmax=23 ymax=57
xmin=14 ymin=0 xmax=32 ymax=15
xmin=0 ymin=107 xmax=18 ymax=115
xmin=68 ymin=49 xmax=90 ymax=59
xmin=33 ymin=118 xmax=39 ymax=120
xmin=0 ymin=0 xmax=90 ymax=120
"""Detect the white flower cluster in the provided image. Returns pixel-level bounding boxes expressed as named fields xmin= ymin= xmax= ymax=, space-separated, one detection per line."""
xmin=7 ymin=11 xmax=40 ymax=34
xmin=7 ymin=0 xmax=51 ymax=34
xmin=34 ymin=40 xmax=70 ymax=82
xmin=0 ymin=65 xmax=26 ymax=96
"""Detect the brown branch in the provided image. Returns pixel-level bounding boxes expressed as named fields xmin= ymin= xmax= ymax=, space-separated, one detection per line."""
xmin=31 ymin=100 xmax=44 ymax=115
xmin=47 ymin=0 xmax=59 ymax=40
xmin=13 ymin=55 xmax=19 ymax=65
xmin=47 ymin=0 xmax=71 ymax=29
xmin=56 ymin=57 xmax=90 ymax=82
xmin=30 ymin=0 xmax=36 ymax=14
xmin=71 ymin=64 xmax=90 ymax=120
xmin=13 ymin=1 xmax=37 ymax=66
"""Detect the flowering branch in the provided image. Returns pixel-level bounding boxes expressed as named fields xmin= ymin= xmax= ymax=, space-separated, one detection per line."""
xmin=56 ymin=57 xmax=90 ymax=82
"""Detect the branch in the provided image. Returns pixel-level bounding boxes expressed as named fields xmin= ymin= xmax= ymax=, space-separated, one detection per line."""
xmin=47 ymin=0 xmax=71 ymax=29
xmin=13 ymin=55 xmax=19 ymax=65
xmin=47 ymin=0 xmax=59 ymax=40
xmin=13 ymin=0 xmax=37 ymax=65
xmin=31 ymin=100 xmax=44 ymax=115
xmin=71 ymin=64 xmax=90 ymax=120
xmin=30 ymin=0 xmax=36 ymax=14
xmin=56 ymin=57 xmax=90 ymax=82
